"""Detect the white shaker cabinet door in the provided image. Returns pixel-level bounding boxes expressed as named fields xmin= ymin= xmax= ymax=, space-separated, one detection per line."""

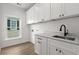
xmin=48 ymin=39 xmax=61 ymax=55
xmin=49 ymin=45 xmax=59 ymax=55
xmin=35 ymin=35 xmax=41 ymax=54
xmin=39 ymin=3 xmax=50 ymax=21
xmin=26 ymin=7 xmax=34 ymax=24
xmin=35 ymin=35 xmax=48 ymax=55
xmin=50 ymin=3 xmax=62 ymax=19
xmin=41 ymin=37 xmax=48 ymax=55
xmin=62 ymin=48 xmax=76 ymax=55
xmin=64 ymin=3 xmax=79 ymax=16
xmin=34 ymin=3 xmax=50 ymax=22
xmin=35 ymin=42 xmax=40 ymax=54
xmin=26 ymin=4 xmax=40 ymax=24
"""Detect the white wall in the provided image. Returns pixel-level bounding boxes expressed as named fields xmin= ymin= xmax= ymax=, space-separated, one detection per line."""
xmin=31 ymin=17 xmax=79 ymax=43
xmin=0 ymin=4 xmax=3 ymax=47
xmin=0 ymin=3 xmax=30 ymax=48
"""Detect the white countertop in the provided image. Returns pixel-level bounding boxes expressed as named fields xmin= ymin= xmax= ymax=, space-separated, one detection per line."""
xmin=35 ymin=32 xmax=79 ymax=45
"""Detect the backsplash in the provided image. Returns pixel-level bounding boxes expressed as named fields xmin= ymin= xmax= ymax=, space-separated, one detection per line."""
xmin=30 ymin=17 xmax=79 ymax=38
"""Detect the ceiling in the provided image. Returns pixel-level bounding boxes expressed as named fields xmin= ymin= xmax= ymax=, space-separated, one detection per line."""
xmin=10 ymin=3 xmax=35 ymax=11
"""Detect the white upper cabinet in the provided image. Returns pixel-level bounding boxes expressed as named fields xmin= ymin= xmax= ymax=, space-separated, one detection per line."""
xmin=35 ymin=3 xmax=50 ymax=22
xmin=64 ymin=3 xmax=79 ymax=16
xmin=26 ymin=4 xmax=40 ymax=24
xmin=51 ymin=3 xmax=79 ymax=19
xmin=33 ymin=3 xmax=42 ymax=22
xmin=26 ymin=3 xmax=50 ymax=24
xmin=26 ymin=7 xmax=34 ymax=24
xmin=39 ymin=3 xmax=50 ymax=21
xmin=32 ymin=3 xmax=50 ymax=22
xmin=26 ymin=3 xmax=79 ymax=24
xmin=50 ymin=3 xmax=64 ymax=19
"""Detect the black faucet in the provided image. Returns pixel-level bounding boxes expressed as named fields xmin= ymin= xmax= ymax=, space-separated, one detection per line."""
xmin=60 ymin=24 xmax=68 ymax=36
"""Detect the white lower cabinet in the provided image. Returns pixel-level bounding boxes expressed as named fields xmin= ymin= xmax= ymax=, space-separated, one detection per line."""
xmin=48 ymin=39 xmax=77 ymax=55
xmin=48 ymin=44 xmax=76 ymax=55
xmin=35 ymin=35 xmax=48 ymax=55
xmin=48 ymin=39 xmax=62 ymax=55
xmin=35 ymin=35 xmax=77 ymax=55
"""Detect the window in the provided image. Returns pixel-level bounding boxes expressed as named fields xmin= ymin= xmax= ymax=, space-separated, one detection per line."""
xmin=7 ymin=17 xmax=20 ymax=39
xmin=7 ymin=17 xmax=20 ymax=30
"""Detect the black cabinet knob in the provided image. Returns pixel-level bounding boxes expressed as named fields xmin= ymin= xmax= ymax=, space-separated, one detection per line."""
xmin=56 ymin=49 xmax=58 ymax=51
xmin=59 ymin=14 xmax=61 ymax=17
xmin=59 ymin=50 xmax=62 ymax=53
xmin=62 ymin=14 xmax=64 ymax=16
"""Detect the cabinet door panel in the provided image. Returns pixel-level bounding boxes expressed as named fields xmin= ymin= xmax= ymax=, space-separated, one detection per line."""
xmin=51 ymin=3 xmax=62 ymax=19
xmin=35 ymin=35 xmax=48 ymax=55
xmin=40 ymin=3 xmax=50 ymax=21
xmin=64 ymin=3 xmax=79 ymax=16
xmin=62 ymin=49 xmax=76 ymax=55
xmin=35 ymin=41 xmax=41 ymax=54
xmin=49 ymin=45 xmax=58 ymax=55
xmin=33 ymin=4 xmax=42 ymax=22
xmin=48 ymin=39 xmax=60 ymax=55
xmin=26 ymin=4 xmax=40 ymax=24
xmin=26 ymin=7 xmax=34 ymax=24
xmin=41 ymin=37 xmax=47 ymax=55
xmin=34 ymin=3 xmax=50 ymax=22
xmin=49 ymin=43 xmax=63 ymax=55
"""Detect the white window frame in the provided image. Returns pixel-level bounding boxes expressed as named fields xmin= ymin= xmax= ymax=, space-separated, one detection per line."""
xmin=4 ymin=16 xmax=22 ymax=40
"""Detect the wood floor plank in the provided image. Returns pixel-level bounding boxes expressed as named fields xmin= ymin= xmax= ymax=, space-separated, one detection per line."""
xmin=1 ymin=42 xmax=37 ymax=55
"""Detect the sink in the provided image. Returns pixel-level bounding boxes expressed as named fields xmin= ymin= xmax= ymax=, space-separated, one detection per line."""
xmin=53 ymin=35 xmax=65 ymax=39
xmin=52 ymin=35 xmax=75 ymax=41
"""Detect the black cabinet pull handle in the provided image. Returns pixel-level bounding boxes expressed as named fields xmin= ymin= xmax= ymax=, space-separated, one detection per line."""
xmin=56 ymin=49 xmax=58 ymax=51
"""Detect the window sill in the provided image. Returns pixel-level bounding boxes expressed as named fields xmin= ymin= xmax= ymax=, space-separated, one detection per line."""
xmin=5 ymin=36 xmax=22 ymax=40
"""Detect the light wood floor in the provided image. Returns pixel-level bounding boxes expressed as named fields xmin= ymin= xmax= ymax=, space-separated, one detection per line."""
xmin=1 ymin=42 xmax=37 ymax=55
